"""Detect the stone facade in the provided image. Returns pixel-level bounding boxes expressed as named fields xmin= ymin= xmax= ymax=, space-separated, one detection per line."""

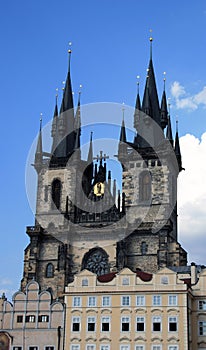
xmin=21 ymin=43 xmax=187 ymax=301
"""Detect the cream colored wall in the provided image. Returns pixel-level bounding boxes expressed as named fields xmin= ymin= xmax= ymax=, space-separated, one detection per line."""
xmin=64 ymin=268 xmax=189 ymax=350
xmin=0 ymin=281 xmax=64 ymax=350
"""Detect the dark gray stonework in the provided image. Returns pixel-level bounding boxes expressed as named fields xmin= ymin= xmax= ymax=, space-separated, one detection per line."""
xmin=21 ymin=45 xmax=187 ymax=299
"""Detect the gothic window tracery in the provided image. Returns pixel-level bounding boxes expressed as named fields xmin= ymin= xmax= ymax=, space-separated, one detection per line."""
xmin=139 ymin=171 xmax=151 ymax=203
xmin=82 ymin=248 xmax=109 ymax=276
xmin=51 ymin=179 xmax=61 ymax=209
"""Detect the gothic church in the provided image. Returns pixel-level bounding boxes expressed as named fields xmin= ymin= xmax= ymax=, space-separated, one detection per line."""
xmin=21 ymin=40 xmax=187 ymax=300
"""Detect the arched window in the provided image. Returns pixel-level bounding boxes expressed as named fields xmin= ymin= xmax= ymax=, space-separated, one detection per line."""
xmin=51 ymin=179 xmax=61 ymax=209
xmin=139 ymin=171 xmax=151 ymax=203
xmin=141 ymin=241 xmax=148 ymax=255
xmin=46 ymin=263 xmax=54 ymax=278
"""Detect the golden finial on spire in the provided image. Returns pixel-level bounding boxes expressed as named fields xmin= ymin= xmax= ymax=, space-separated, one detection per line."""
xmin=136 ymin=75 xmax=140 ymax=93
xmin=146 ymin=68 xmax=150 ymax=78
xmin=163 ymin=71 xmax=166 ymax=81
xmin=79 ymin=84 xmax=83 ymax=94
xmin=149 ymin=29 xmax=153 ymax=59
xmin=176 ymin=116 xmax=179 ymax=131
xmin=149 ymin=29 xmax=153 ymax=42
xmin=68 ymin=41 xmax=72 ymax=54
xmin=163 ymin=71 xmax=166 ymax=90
xmin=40 ymin=113 xmax=43 ymax=130
xmin=55 ymin=88 xmax=58 ymax=104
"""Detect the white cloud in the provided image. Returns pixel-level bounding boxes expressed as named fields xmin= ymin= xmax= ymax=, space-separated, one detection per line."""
xmin=178 ymin=132 xmax=206 ymax=264
xmin=176 ymin=97 xmax=197 ymax=110
xmin=194 ymin=86 xmax=206 ymax=105
xmin=171 ymin=81 xmax=186 ymax=99
xmin=170 ymin=81 xmax=206 ymax=110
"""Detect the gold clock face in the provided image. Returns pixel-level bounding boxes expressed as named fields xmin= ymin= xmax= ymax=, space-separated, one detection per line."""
xmin=94 ymin=182 xmax=104 ymax=196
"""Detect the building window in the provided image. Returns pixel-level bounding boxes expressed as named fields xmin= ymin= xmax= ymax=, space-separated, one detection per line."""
xmin=168 ymin=346 xmax=178 ymax=350
xmin=51 ymin=179 xmax=61 ymax=210
xmin=136 ymin=317 xmax=145 ymax=331
xmin=46 ymin=263 xmax=54 ymax=278
xmin=88 ymin=296 xmax=96 ymax=307
xmin=86 ymin=345 xmax=96 ymax=350
xmin=199 ymin=321 xmax=206 ymax=335
xmin=25 ymin=315 xmax=36 ymax=323
xmin=120 ymin=346 xmax=130 ymax=350
xmin=100 ymin=346 xmax=110 ymax=350
xmin=13 ymin=348 xmax=22 ymax=350
xmin=38 ymin=315 xmax=49 ymax=322
xmin=101 ymin=316 xmax=110 ymax=332
xmin=199 ymin=300 xmax=206 ymax=310
xmin=136 ymin=295 xmax=145 ymax=306
xmin=102 ymin=296 xmax=111 ymax=307
xmin=82 ymin=278 xmax=88 ymax=286
xmin=139 ymin=171 xmax=151 ymax=202
xmin=29 ymin=347 xmax=38 ymax=350
xmin=45 ymin=347 xmax=54 ymax=350
xmin=151 ymin=346 xmax=162 ymax=350
xmin=17 ymin=315 xmax=23 ymax=323
xmin=121 ymin=296 xmax=130 ymax=306
xmin=70 ymin=346 xmax=80 ymax=350
xmin=121 ymin=316 xmax=130 ymax=332
xmin=168 ymin=295 xmax=178 ymax=306
xmin=72 ymin=296 xmax=82 ymax=307
xmin=87 ymin=317 xmax=96 ymax=332
xmin=152 ymin=295 xmax=162 ymax=306
xmin=122 ymin=277 xmax=129 ymax=285
xmin=72 ymin=317 xmax=80 ymax=332
xmin=152 ymin=316 xmax=161 ymax=332
xmin=168 ymin=316 xmax=178 ymax=332
xmin=141 ymin=242 xmax=148 ymax=255
xmin=135 ymin=346 xmax=144 ymax=350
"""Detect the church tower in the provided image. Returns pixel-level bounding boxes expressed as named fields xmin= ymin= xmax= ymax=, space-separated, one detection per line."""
xmin=117 ymin=37 xmax=187 ymax=272
xmin=21 ymin=41 xmax=187 ymax=299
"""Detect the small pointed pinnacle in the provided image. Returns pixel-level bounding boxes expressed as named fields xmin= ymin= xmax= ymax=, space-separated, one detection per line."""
xmin=87 ymin=131 xmax=93 ymax=164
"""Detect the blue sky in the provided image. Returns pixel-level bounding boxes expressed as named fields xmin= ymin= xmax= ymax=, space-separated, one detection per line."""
xmin=1 ymin=0 xmax=206 ymax=300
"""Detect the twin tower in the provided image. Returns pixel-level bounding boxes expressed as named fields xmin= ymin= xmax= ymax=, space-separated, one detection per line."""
xmin=21 ymin=41 xmax=187 ymax=299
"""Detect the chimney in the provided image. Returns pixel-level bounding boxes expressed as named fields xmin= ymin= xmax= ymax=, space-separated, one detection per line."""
xmin=191 ymin=262 xmax=198 ymax=285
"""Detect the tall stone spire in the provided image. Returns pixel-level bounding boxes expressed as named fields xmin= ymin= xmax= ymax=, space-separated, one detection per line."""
xmin=74 ymin=88 xmax=82 ymax=151
xmin=119 ymin=114 xmax=126 ymax=143
xmin=60 ymin=47 xmax=74 ymax=114
xmin=174 ymin=120 xmax=182 ymax=171
xmin=118 ymin=105 xmax=127 ymax=159
xmin=85 ymin=132 xmax=94 ymax=187
xmin=87 ymin=131 xmax=93 ymax=165
xmin=142 ymin=37 xmax=160 ymax=126
xmin=166 ymin=114 xmax=173 ymax=146
xmin=51 ymin=92 xmax=59 ymax=155
xmin=134 ymin=77 xmax=142 ymax=131
xmin=34 ymin=116 xmax=43 ymax=172
xmin=54 ymin=46 xmax=75 ymax=159
xmin=160 ymin=74 xmax=168 ymax=129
